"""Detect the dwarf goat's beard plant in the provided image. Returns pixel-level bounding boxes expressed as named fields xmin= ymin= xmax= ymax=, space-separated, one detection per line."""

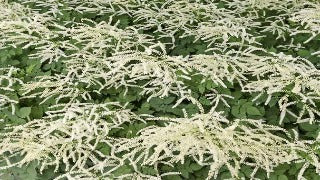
xmin=0 ymin=0 xmax=320 ymax=179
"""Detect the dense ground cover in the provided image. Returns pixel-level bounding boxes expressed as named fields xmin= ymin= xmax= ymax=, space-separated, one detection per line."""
xmin=0 ymin=0 xmax=320 ymax=179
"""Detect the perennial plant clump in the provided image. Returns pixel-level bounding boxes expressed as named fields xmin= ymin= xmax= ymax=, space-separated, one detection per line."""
xmin=0 ymin=0 xmax=320 ymax=179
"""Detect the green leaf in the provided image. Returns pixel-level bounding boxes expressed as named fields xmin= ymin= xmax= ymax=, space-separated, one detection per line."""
xmin=112 ymin=165 xmax=132 ymax=177
xmin=11 ymin=60 xmax=20 ymax=66
xmin=240 ymin=105 xmax=247 ymax=115
xmin=232 ymin=90 xmax=242 ymax=100
xmin=8 ymin=49 xmax=15 ymax=56
xmin=141 ymin=166 xmax=158 ymax=175
xmin=199 ymin=96 xmax=211 ymax=106
xmin=163 ymin=96 xmax=176 ymax=104
xmin=269 ymin=174 xmax=278 ymax=180
xmin=241 ymin=165 xmax=253 ymax=177
xmin=163 ymin=175 xmax=182 ymax=180
xmin=0 ymin=161 xmax=38 ymax=180
xmin=30 ymin=106 xmax=43 ymax=119
xmin=180 ymin=169 xmax=189 ymax=178
xmin=246 ymin=106 xmax=261 ymax=116
xmin=17 ymin=107 xmax=31 ymax=118
xmin=299 ymin=123 xmax=318 ymax=132
xmin=26 ymin=64 xmax=36 ymax=74
xmin=297 ymin=49 xmax=311 ymax=57
xmin=137 ymin=102 xmax=154 ymax=114
xmin=7 ymin=114 xmax=26 ymax=125
xmin=205 ymin=80 xmax=217 ymax=89
xmin=190 ymin=163 xmax=202 ymax=171
xmin=278 ymin=175 xmax=288 ymax=180
xmin=231 ymin=105 xmax=246 ymax=118
xmin=198 ymin=84 xmax=205 ymax=94
xmin=231 ymin=105 xmax=240 ymax=117
xmin=99 ymin=146 xmax=110 ymax=155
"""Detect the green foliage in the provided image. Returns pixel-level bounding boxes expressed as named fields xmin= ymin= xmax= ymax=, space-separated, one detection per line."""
xmin=0 ymin=160 xmax=37 ymax=180
xmin=0 ymin=0 xmax=320 ymax=179
xmin=17 ymin=107 xmax=31 ymax=118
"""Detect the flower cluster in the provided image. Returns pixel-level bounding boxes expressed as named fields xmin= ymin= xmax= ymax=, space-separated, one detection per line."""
xmin=0 ymin=0 xmax=320 ymax=179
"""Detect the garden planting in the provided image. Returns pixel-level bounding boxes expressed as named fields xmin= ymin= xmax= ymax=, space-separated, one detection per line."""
xmin=0 ymin=0 xmax=320 ymax=179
